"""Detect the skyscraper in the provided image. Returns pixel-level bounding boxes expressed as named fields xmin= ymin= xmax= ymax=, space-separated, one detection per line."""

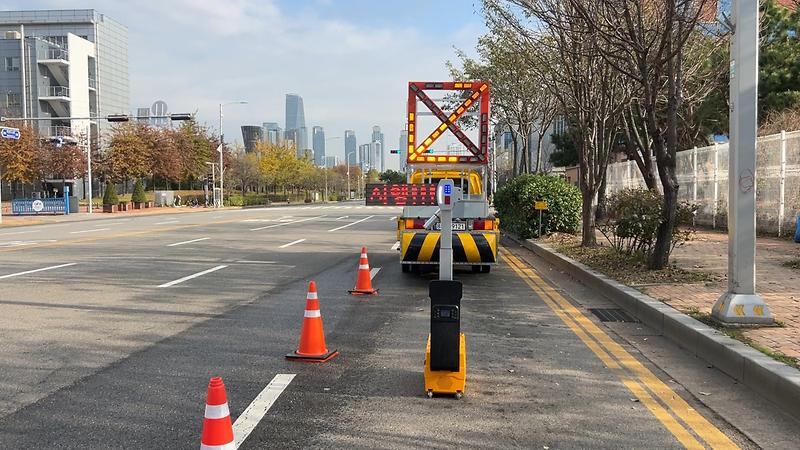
xmin=399 ymin=127 xmax=409 ymax=173
xmin=262 ymin=122 xmax=282 ymax=145
xmin=285 ymin=94 xmax=308 ymax=157
xmin=312 ymin=126 xmax=325 ymax=166
xmin=371 ymin=126 xmax=385 ymax=172
xmin=344 ymin=130 xmax=357 ymax=166
xmin=241 ymin=126 xmax=263 ymax=153
xmin=358 ymin=143 xmax=371 ymax=172
xmin=369 ymin=140 xmax=382 ymax=173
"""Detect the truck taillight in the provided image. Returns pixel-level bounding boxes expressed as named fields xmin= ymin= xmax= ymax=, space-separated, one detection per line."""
xmin=473 ymin=219 xmax=491 ymax=230
xmin=405 ymin=218 xmax=427 ymax=229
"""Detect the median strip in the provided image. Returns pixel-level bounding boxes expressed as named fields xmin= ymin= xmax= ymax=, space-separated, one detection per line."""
xmin=157 ymin=265 xmax=228 ymax=288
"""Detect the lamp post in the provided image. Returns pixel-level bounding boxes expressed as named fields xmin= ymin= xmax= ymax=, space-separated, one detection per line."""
xmin=346 ymin=150 xmax=357 ymax=201
xmin=218 ymin=101 xmax=248 ymax=208
xmin=324 ymin=136 xmax=342 ymax=202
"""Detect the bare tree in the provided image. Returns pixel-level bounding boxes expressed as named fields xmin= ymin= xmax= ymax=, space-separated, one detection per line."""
xmin=485 ymin=0 xmax=628 ymax=246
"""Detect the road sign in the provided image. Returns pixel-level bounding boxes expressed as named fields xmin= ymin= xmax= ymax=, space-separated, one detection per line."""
xmin=31 ymin=200 xmax=44 ymax=212
xmin=1 ymin=127 xmax=21 ymax=140
xmin=406 ymin=81 xmax=490 ymax=165
xmin=535 ymin=201 xmax=549 ymax=210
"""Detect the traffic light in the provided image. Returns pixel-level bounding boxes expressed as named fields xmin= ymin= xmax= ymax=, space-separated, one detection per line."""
xmin=106 ymin=114 xmax=130 ymax=122
xmin=206 ymin=173 xmax=213 ymax=185
xmin=390 ymin=149 xmax=399 ymax=154
xmin=170 ymin=113 xmax=193 ymax=121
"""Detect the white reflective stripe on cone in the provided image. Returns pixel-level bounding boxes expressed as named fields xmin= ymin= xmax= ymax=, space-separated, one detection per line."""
xmin=204 ymin=402 xmax=230 ymax=419
xmin=304 ymin=310 xmax=321 ymax=318
xmin=359 ymin=264 xmax=369 ymax=270
xmin=360 ymin=253 xmax=368 ymax=258
xmin=306 ymin=292 xmax=318 ymax=299
xmin=200 ymin=442 xmax=236 ymax=450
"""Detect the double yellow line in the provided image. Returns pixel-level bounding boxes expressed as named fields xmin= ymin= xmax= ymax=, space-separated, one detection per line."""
xmin=504 ymin=248 xmax=738 ymax=449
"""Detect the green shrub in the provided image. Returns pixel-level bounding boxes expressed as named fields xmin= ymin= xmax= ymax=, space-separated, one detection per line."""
xmin=102 ymin=182 xmax=119 ymax=206
xmin=131 ymin=179 xmax=147 ymax=203
xmin=494 ymin=174 xmax=582 ymax=239
xmin=599 ymin=188 xmax=698 ymax=258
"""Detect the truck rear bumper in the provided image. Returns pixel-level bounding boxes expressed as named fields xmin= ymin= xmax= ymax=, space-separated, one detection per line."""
xmin=400 ymin=230 xmax=498 ymax=264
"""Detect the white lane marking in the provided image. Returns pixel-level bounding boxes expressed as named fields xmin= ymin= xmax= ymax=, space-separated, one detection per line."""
xmin=235 ymin=260 xmax=278 ymax=264
xmin=328 ymin=215 xmax=374 ymax=232
xmin=70 ymin=228 xmax=110 ymax=234
xmin=102 ymin=219 xmax=130 ymax=225
xmin=391 ymin=241 xmax=400 ymax=251
xmin=370 ymin=267 xmax=380 ymax=280
xmin=279 ymin=238 xmax=306 ymax=248
xmin=167 ymin=237 xmax=210 ymax=247
xmin=0 ymin=230 xmax=37 ymax=237
xmin=335 ymin=216 xmax=349 ymax=220
xmin=155 ymin=220 xmax=180 ymax=225
xmin=250 ymin=215 xmax=325 ymax=231
xmin=0 ymin=239 xmax=57 ymax=248
xmin=0 ymin=263 xmax=77 ymax=280
xmin=233 ymin=374 xmax=295 ymax=447
xmin=157 ymin=265 xmax=228 ymax=288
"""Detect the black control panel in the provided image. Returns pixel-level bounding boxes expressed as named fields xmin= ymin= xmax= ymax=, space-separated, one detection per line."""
xmin=429 ymin=280 xmax=462 ymax=372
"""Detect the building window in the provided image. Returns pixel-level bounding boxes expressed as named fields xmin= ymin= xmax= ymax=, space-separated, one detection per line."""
xmin=44 ymin=35 xmax=68 ymax=48
xmin=5 ymin=57 xmax=20 ymax=72
xmin=6 ymin=92 xmax=21 ymax=108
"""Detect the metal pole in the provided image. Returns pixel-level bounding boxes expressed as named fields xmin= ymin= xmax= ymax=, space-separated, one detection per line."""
xmin=219 ymin=103 xmax=224 ymax=208
xmin=712 ymin=0 xmax=772 ymax=324
xmin=19 ymin=25 xmax=27 ymax=120
xmin=692 ymin=146 xmax=698 ymax=205
xmin=0 ymin=167 xmax=3 ymax=224
xmin=778 ymin=130 xmax=786 ymax=236
xmin=87 ymin=123 xmax=93 ymax=214
xmin=440 ymin=208 xmax=453 ymax=281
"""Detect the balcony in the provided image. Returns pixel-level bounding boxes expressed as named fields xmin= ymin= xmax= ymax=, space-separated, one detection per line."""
xmin=38 ymin=47 xmax=69 ymax=62
xmin=47 ymin=125 xmax=72 ymax=137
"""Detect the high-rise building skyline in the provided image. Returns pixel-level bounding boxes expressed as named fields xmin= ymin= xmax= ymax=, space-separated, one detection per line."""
xmin=399 ymin=127 xmax=409 ymax=173
xmin=312 ymin=126 xmax=325 ymax=166
xmin=324 ymin=155 xmax=340 ymax=168
xmin=358 ymin=143 xmax=370 ymax=172
xmin=285 ymin=93 xmax=308 ymax=157
xmin=371 ymin=125 xmax=385 ymax=173
xmin=241 ymin=125 xmax=263 ymax=153
xmin=262 ymin=122 xmax=282 ymax=145
xmin=344 ymin=130 xmax=357 ymax=166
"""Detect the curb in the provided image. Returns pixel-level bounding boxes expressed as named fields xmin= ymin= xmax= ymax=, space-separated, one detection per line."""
xmin=509 ymin=236 xmax=800 ymax=421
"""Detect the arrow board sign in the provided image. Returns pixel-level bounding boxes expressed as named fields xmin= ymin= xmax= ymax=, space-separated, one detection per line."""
xmin=1 ymin=127 xmax=20 ymax=140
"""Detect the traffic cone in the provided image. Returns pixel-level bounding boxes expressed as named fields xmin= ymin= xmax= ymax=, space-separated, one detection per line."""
xmin=286 ymin=281 xmax=338 ymax=362
xmin=200 ymin=377 xmax=235 ymax=450
xmin=349 ymin=246 xmax=378 ymax=295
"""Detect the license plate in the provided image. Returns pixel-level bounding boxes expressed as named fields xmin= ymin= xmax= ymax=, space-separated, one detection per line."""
xmin=434 ymin=222 xmax=466 ymax=231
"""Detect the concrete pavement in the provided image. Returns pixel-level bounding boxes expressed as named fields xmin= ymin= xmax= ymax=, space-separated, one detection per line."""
xmin=0 ymin=204 xmax=795 ymax=448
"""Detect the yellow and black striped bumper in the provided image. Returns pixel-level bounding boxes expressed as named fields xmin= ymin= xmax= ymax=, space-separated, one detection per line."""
xmin=400 ymin=231 xmax=498 ymax=264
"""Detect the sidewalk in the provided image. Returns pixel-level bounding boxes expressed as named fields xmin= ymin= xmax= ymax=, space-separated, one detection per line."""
xmin=0 ymin=206 xmax=215 ymax=228
xmin=646 ymin=230 xmax=800 ymax=360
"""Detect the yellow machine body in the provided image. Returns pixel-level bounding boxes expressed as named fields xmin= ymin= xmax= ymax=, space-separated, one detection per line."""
xmin=424 ymin=333 xmax=466 ymax=397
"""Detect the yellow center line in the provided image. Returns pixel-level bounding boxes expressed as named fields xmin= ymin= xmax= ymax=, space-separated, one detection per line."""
xmin=0 ymin=216 xmax=256 ymax=253
xmin=504 ymin=248 xmax=738 ymax=450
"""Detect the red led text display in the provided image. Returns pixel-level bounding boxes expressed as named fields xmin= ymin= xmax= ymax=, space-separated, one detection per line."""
xmin=365 ymin=183 xmax=437 ymax=206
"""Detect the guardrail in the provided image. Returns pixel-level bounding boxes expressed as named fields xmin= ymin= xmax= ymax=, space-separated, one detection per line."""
xmin=12 ymin=197 xmax=69 ymax=215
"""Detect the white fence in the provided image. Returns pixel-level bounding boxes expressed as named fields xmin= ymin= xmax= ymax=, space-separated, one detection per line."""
xmin=606 ymin=130 xmax=800 ymax=236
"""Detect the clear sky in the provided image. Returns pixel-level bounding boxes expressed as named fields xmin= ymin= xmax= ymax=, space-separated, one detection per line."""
xmin=6 ymin=0 xmax=486 ymax=170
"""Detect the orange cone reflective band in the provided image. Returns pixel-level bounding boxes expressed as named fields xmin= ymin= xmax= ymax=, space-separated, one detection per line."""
xmin=200 ymin=377 xmax=235 ymax=450
xmin=286 ymin=281 xmax=338 ymax=362
xmin=349 ymin=246 xmax=378 ymax=295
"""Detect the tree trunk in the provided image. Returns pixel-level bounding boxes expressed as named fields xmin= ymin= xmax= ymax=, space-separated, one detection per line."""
xmin=511 ymin=132 xmax=519 ymax=177
xmin=596 ymin=169 xmax=608 ymax=221
xmin=536 ymin=133 xmax=545 ymax=173
xmin=650 ymin=165 xmax=678 ymax=269
xmin=581 ymin=191 xmax=597 ymax=246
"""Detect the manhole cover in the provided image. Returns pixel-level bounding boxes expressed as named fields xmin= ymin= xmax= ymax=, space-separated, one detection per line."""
xmin=588 ymin=308 xmax=639 ymax=323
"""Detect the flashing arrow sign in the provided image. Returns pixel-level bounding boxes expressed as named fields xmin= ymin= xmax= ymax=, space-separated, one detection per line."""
xmin=1 ymin=127 xmax=20 ymax=140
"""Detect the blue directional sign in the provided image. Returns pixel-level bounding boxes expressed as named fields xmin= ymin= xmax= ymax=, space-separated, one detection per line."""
xmin=1 ymin=127 xmax=21 ymax=140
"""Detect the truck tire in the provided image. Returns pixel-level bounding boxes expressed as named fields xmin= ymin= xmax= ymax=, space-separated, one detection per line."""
xmin=402 ymin=264 xmax=411 ymax=273
xmin=481 ymin=265 xmax=491 ymax=273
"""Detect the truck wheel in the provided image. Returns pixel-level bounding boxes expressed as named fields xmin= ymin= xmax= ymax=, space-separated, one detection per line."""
xmin=402 ymin=264 xmax=411 ymax=273
xmin=481 ymin=265 xmax=491 ymax=273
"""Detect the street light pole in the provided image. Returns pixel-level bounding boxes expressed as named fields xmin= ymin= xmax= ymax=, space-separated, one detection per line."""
xmin=87 ymin=122 xmax=93 ymax=213
xmin=218 ymin=101 xmax=248 ymax=208
xmin=712 ymin=0 xmax=773 ymax=324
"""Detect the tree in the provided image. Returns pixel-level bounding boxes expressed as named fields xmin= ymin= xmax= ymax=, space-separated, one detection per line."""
xmin=366 ymin=169 xmax=380 ymax=183
xmin=759 ymin=0 xmax=800 ymax=120
xmin=0 ymin=122 xmax=41 ymax=195
xmin=228 ymin=148 xmax=262 ymax=195
xmin=102 ymin=182 xmax=119 ymax=206
xmin=105 ymin=123 xmax=150 ymax=183
xmin=131 ymin=179 xmax=146 ymax=203
xmin=177 ymin=120 xmax=214 ymax=187
xmin=41 ymin=140 xmax=87 ymax=194
xmin=570 ymin=0 xmax=710 ymax=268
xmin=379 ymin=169 xmax=406 ymax=184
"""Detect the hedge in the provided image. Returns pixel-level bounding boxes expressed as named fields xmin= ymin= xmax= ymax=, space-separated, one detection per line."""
xmin=493 ymin=174 xmax=581 ymax=239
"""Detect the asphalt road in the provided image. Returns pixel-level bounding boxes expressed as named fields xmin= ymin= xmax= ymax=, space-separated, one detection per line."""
xmin=0 ymin=202 xmax=796 ymax=449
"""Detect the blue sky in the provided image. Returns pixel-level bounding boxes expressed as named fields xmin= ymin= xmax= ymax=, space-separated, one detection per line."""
xmin=5 ymin=0 xmax=486 ymax=169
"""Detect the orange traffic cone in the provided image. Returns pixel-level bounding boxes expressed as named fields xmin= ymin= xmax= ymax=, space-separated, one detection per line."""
xmin=200 ymin=377 xmax=235 ymax=450
xmin=349 ymin=246 xmax=378 ymax=295
xmin=286 ymin=281 xmax=338 ymax=362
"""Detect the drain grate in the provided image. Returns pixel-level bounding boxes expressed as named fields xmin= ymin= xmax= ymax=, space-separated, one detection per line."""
xmin=588 ymin=308 xmax=639 ymax=323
